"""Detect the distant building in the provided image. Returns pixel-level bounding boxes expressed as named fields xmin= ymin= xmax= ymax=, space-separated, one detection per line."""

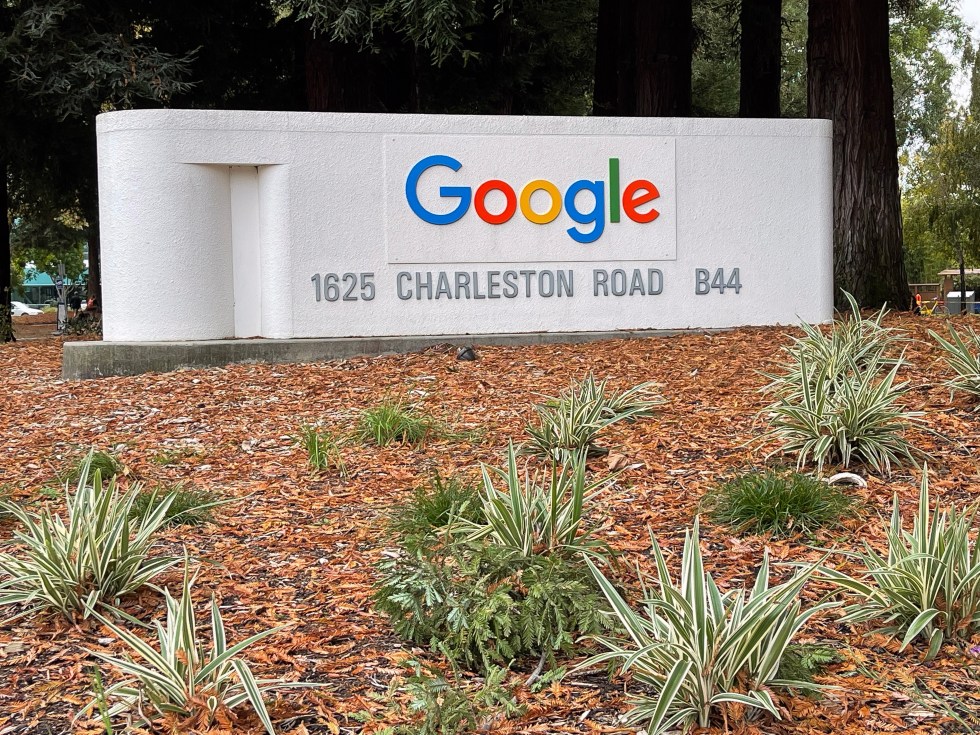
xmin=14 ymin=269 xmax=87 ymax=306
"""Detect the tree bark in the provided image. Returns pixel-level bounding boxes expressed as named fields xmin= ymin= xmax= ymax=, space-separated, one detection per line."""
xmin=739 ymin=0 xmax=781 ymax=117
xmin=633 ymin=0 xmax=692 ymax=116
xmin=303 ymin=27 xmax=372 ymax=112
xmin=808 ymin=0 xmax=909 ymax=309
xmin=592 ymin=0 xmax=621 ymax=116
xmin=0 ymin=159 xmax=13 ymax=343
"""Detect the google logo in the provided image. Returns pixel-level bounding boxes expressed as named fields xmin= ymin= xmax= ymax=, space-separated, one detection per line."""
xmin=405 ymin=155 xmax=661 ymax=244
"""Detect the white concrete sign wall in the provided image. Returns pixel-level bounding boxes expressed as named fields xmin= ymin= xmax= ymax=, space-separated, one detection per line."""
xmin=96 ymin=110 xmax=833 ymax=342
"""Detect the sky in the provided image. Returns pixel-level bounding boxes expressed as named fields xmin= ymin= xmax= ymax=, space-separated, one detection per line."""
xmin=962 ymin=0 xmax=980 ymax=29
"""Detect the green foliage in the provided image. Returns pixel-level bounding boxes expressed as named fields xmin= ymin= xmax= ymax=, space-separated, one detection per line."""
xmin=357 ymin=400 xmax=438 ymax=447
xmin=375 ymin=543 xmax=610 ymax=674
xmin=459 ymin=444 xmax=613 ymax=561
xmin=0 ymin=456 xmax=180 ymax=620
xmin=298 ymin=424 xmax=348 ymax=477
xmin=65 ymin=449 xmax=123 ymax=485
xmin=385 ymin=659 xmax=523 ymax=735
xmin=83 ymin=564 xmax=323 ymax=734
xmin=775 ymin=644 xmax=839 ymax=688
xmin=581 ymin=520 xmax=835 ymax=735
xmin=130 ymin=483 xmax=224 ymax=527
xmin=762 ymin=294 xmax=922 ymax=474
xmin=820 ymin=468 xmax=980 ymax=660
xmin=387 ymin=473 xmax=485 ymax=553
xmin=523 ymin=374 xmax=661 ymax=459
xmin=929 ymin=324 xmax=980 ymax=398
xmin=702 ymin=470 xmax=855 ymax=538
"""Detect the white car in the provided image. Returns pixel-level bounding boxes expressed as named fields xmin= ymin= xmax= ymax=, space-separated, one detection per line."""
xmin=11 ymin=301 xmax=43 ymax=316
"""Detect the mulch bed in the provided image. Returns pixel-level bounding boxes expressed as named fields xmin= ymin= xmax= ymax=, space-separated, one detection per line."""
xmin=0 ymin=314 xmax=978 ymax=734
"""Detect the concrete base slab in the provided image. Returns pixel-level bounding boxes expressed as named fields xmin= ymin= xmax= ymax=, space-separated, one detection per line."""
xmin=61 ymin=330 xmax=710 ymax=379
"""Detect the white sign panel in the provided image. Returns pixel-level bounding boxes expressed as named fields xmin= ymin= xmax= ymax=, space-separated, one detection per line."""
xmin=96 ymin=111 xmax=833 ymax=342
xmin=384 ymin=135 xmax=676 ymax=264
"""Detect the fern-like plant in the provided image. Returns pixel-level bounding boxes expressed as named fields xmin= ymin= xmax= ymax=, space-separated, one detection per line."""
xmin=375 ymin=544 xmax=610 ymax=673
xmin=581 ymin=519 xmax=835 ymax=735
xmin=0 ymin=456 xmax=180 ymax=620
xmin=819 ymin=468 xmax=980 ymax=660
xmin=929 ymin=324 xmax=980 ymax=399
xmin=83 ymin=564 xmax=323 ymax=734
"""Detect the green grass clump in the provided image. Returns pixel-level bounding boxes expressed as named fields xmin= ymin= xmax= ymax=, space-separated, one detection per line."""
xmin=298 ymin=424 xmax=348 ymax=477
xmin=388 ymin=473 xmax=485 ymax=552
xmin=702 ymin=471 xmax=855 ymax=537
xmin=130 ymin=483 xmax=224 ymax=527
xmin=66 ymin=450 xmax=124 ymax=484
xmin=356 ymin=400 xmax=438 ymax=447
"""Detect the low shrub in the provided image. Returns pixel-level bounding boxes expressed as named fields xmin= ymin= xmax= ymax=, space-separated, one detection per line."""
xmin=375 ymin=447 xmax=615 ymax=673
xmin=820 ymin=468 xmax=980 ymax=660
xmin=523 ymin=374 xmax=661 ymax=459
xmin=702 ymin=470 xmax=855 ymax=537
xmin=356 ymin=400 xmax=438 ymax=447
xmin=581 ymin=519 xmax=835 ymax=735
xmin=929 ymin=324 xmax=980 ymax=399
xmin=83 ymin=564 xmax=323 ymax=734
xmin=298 ymin=424 xmax=348 ymax=477
xmin=387 ymin=473 xmax=485 ymax=553
xmin=375 ymin=544 xmax=610 ymax=674
xmin=0 ymin=456 xmax=180 ymax=620
xmin=130 ymin=483 xmax=225 ymax=527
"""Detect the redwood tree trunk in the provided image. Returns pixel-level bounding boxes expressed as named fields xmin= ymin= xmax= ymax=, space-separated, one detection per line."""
xmin=303 ymin=28 xmax=372 ymax=112
xmin=0 ymin=159 xmax=13 ymax=342
xmin=808 ymin=0 xmax=909 ymax=308
xmin=633 ymin=0 xmax=692 ymax=116
xmin=739 ymin=0 xmax=781 ymax=117
xmin=592 ymin=0 xmax=621 ymax=116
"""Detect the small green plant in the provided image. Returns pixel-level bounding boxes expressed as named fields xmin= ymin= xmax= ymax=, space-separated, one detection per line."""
xmin=763 ymin=344 xmax=922 ymax=475
xmin=387 ymin=473 xmax=485 ymax=553
xmin=375 ymin=544 xmax=610 ymax=674
xmin=775 ymin=644 xmax=839 ymax=688
xmin=82 ymin=564 xmax=323 ymax=734
xmin=702 ymin=470 xmax=855 ymax=537
xmin=819 ymin=467 xmax=980 ymax=660
xmin=66 ymin=449 xmax=124 ymax=485
xmin=761 ymin=293 xmax=922 ymax=475
xmin=458 ymin=443 xmax=614 ymax=561
xmin=385 ymin=659 xmax=523 ymax=735
xmin=376 ymin=446 xmax=617 ymax=673
xmin=581 ymin=519 xmax=836 ymax=735
xmin=130 ymin=483 xmax=225 ymax=527
xmin=150 ymin=445 xmax=200 ymax=466
xmin=524 ymin=374 xmax=661 ymax=458
xmin=0 ymin=456 xmax=180 ymax=620
xmin=298 ymin=424 xmax=348 ymax=477
xmin=89 ymin=667 xmax=115 ymax=735
xmin=356 ymin=400 xmax=438 ymax=447
xmin=929 ymin=324 xmax=980 ymax=399
xmin=763 ymin=293 xmax=905 ymax=400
